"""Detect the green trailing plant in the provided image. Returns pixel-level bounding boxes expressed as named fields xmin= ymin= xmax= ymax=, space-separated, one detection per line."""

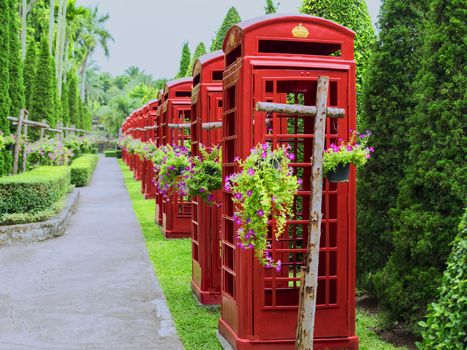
xmin=175 ymin=42 xmax=191 ymax=78
xmin=210 ymin=7 xmax=241 ymax=51
xmin=323 ymin=130 xmax=373 ymax=175
xmin=187 ymin=144 xmax=222 ymax=204
xmin=375 ymin=0 xmax=467 ymax=330
xmin=226 ymin=143 xmax=299 ymax=270
xmin=357 ymin=0 xmax=429 ymax=290
xmin=417 ymin=211 xmax=467 ymax=349
xmin=300 ymin=0 xmax=375 ymax=119
xmin=156 ymin=144 xmax=191 ymax=199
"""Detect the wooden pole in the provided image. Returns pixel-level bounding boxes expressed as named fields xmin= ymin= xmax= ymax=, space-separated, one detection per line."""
xmin=202 ymin=122 xmax=223 ymax=130
xmin=167 ymin=123 xmax=191 ymax=129
xmin=256 ymin=102 xmax=345 ymax=119
xmin=22 ymin=112 xmax=29 ymax=173
xmin=40 ymin=119 xmax=46 ymax=139
xmin=295 ymin=76 xmax=330 ymax=350
xmin=12 ymin=109 xmax=25 ymax=175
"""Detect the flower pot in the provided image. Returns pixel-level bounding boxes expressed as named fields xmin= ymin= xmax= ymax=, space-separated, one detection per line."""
xmin=326 ymin=163 xmax=350 ymax=183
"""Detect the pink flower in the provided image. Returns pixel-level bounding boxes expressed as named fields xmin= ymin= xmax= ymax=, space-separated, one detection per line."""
xmin=257 ymin=209 xmax=264 ymax=217
xmin=275 ymin=260 xmax=282 ymax=272
xmin=247 ymin=168 xmax=255 ymax=176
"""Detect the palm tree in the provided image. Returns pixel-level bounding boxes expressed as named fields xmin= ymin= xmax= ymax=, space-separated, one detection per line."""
xmin=75 ymin=6 xmax=113 ymax=100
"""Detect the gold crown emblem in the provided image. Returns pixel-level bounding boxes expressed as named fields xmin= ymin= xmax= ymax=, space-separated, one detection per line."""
xmin=292 ymin=23 xmax=309 ymax=38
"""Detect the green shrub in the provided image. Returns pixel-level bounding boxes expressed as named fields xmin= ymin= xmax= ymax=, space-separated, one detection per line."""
xmin=104 ymin=150 xmax=116 ymax=158
xmin=70 ymin=154 xmax=99 ymax=187
xmin=418 ymin=212 xmax=467 ymax=349
xmin=0 ymin=166 xmax=70 ymax=216
xmin=115 ymin=149 xmax=122 ymax=159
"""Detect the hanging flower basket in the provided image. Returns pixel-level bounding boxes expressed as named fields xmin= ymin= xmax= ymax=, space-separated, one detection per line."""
xmin=326 ymin=163 xmax=350 ymax=183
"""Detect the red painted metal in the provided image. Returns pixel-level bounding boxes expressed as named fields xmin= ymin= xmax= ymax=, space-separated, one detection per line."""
xmin=160 ymin=78 xmax=193 ymax=239
xmin=155 ymin=92 xmax=165 ymax=226
xmin=191 ymin=51 xmax=225 ymax=305
xmin=143 ymin=99 xmax=160 ymax=199
xmin=219 ymin=14 xmax=358 ymax=350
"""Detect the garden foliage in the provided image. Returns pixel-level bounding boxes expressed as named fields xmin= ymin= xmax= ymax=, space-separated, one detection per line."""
xmin=300 ymin=0 xmax=375 ymax=117
xmin=187 ymin=42 xmax=207 ymax=78
xmin=357 ymin=0 xmax=429 ymax=287
xmin=176 ymin=42 xmax=191 ymax=78
xmin=67 ymin=70 xmax=80 ymax=127
xmin=0 ymin=0 xmax=11 ymax=176
xmin=265 ymin=0 xmax=278 ymax=14
xmin=8 ymin=0 xmax=25 ymax=118
xmin=210 ymin=7 xmax=241 ymax=51
xmin=418 ymin=211 xmax=467 ymax=350
xmin=0 ymin=166 xmax=71 ymax=216
xmin=24 ymin=40 xmax=37 ymax=111
xmin=70 ymin=154 xmax=99 ymax=187
xmin=374 ymin=0 xmax=467 ymax=329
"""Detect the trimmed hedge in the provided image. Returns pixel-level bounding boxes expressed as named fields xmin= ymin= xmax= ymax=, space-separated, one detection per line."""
xmin=104 ymin=150 xmax=116 ymax=158
xmin=0 ymin=166 xmax=71 ymax=216
xmin=115 ymin=149 xmax=122 ymax=159
xmin=70 ymin=154 xmax=99 ymax=187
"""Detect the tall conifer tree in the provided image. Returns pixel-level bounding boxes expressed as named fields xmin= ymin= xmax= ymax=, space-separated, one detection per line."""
xmin=8 ymin=0 xmax=25 ymax=117
xmin=67 ymin=69 xmax=80 ymax=127
xmin=265 ymin=0 xmax=278 ymax=14
xmin=187 ymin=42 xmax=207 ymax=77
xmin=61 ymin=77 xmax=70 ymax=126
xmin=23 ymin=41 xmax=37 ymax=111
xmin=300 ymin=0 xmax=375 ymax=116
xmin=210 ymin=7 xmax=241 ymax=51
xmin=30 ymin=36 xmax=54 ymax=125
xmin=175 ymin=42 xmax=191 ymax=78
xmin=0 ymin=0 xmax=11 ymax=176
xmin=357 ymin=0 xmax=429 ymax=286
xmin=376 ymin=0 xmax=467 ymax=327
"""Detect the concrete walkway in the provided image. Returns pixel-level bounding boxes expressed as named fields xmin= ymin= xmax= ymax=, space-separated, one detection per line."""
xmin=0 ymin=157 xmax=183 ymax=350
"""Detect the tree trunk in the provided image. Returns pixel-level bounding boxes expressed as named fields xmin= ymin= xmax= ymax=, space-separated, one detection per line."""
xmin=48 ymin=0 xmax=55 ymax=54
xmin=21 ymin=0 xmax=27 ymax=60
xmin=79 ymin=52 xmax=89 ymax=100
xmin=295 ymin=76 xmax=329 ymax=350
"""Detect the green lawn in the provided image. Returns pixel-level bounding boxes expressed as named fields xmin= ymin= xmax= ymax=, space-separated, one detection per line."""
xmin=119 ymin=160 xmax=406 ymax=350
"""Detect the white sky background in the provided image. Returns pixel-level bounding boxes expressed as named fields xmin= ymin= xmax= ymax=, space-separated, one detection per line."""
xmin=76 ymin=0 xmax=382 ymax=79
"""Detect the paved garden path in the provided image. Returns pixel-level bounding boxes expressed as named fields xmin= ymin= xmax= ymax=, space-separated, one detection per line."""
xmin=0 ymin=157 xmax=184 ymax=350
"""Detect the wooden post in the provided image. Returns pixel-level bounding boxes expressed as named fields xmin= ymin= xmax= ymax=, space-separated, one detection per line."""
xmin=22 ymin=112 xmax=29 ymax=173
xmin=12 ymin=109 xmax=25 ymax=175
xmin=40 ymin=119 xmax=46 ymax=139
xmin=295 ymin=76 xmax=329 ymax=350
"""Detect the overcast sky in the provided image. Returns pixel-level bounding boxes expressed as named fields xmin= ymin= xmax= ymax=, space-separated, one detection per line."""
xmin=76 ymin=0 xmax=382 ymax=79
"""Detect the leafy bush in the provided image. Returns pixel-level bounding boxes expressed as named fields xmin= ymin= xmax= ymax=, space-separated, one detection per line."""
xmin=26 ymin=138 xmax=73 ymax=166
xmin=418 ymin=211 xmax=467 ymax=349
xmin=0 ymin=196 xmax=68 ymax=225
xmin=63 ymin=135 xmax=97 ymax=159
xmin=70 ymin=154 xmax=99 ymax=187
xmin=0 ymin=166 xmax=71 ymax=217
xmin=115 ymin=149 xmax=122 ymax=159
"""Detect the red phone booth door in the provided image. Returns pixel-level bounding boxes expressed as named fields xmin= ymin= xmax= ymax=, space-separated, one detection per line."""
xmin=252 ymin=69 xmax=351 ymax=340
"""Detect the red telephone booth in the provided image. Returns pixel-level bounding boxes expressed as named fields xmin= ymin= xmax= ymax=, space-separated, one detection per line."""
xmin=140 ymin=104 xmax=150 ymax=195
xmin=191 ymin=51 xmax=225 ymax=305
xmin=155 ymin=92 xmax=165 ymax=226
xmin=219 ymin=15 xmax=357 ymax=349
xmin=143 ymin=99 xmax=159 ymax=199
xmin=160 ymin=78 xmax=193 ymax=238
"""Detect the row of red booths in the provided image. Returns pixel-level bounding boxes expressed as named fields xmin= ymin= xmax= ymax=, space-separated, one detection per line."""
xmin=121 ymin=14 xmax=358 ymax=350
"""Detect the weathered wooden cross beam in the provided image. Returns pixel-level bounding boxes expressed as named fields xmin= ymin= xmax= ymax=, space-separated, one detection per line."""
xmin=167 ymin=123 xmax=191 ymax=129
xmin=202 ymin=121 xmax=223 ymax=130
xmin=257 ymin=76 xmax=345 ymax=350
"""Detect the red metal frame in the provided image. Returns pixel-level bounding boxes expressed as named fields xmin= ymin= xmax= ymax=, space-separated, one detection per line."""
xmin=219 ymin=14 xmax=358 ymax=350
xmin=142 ymin=99 xmax=159 ymax=199
xmin=191 ymin=51 xmax=225 ymax=305
xmin=155 ymin=92 xmax=165 ymax=226
xmin=160 ymin=78 xmax=193 ymax=239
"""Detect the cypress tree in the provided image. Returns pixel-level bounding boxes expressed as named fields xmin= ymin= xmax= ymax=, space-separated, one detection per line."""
xmin=30 ymin=36 xmax=54 ymax=125
xmin=300 ymin=0 xmax=375 ymax=117
xmin=175 ymin=42 xmax=191 ymax=78
xmin=67 ymin=69 xmax=80 ymax=127
xmin=210 ymin=7 xmax=241 ymax=52
xmin=356 ymin=0 xmax=429 ymax=287
xmin=187 ymin=42 xmax=207 ymax=77
xmin=50 ymin=56 xmax=60 ymax=127
xmin=8 ymin=0 xmax=25 ymax=117
xmin=0 ymin=0 xmax=11 ymax=176
xmin=265 ymin=0 xmax=278 ymax=14
xmin=376 ymin=0 xmax=466 ymax=328
xmin=23 ymin=40 xmax=37 ymax=111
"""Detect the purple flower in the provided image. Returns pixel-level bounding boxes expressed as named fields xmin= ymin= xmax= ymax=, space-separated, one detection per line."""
xmin=261 ymin=152 xmax=267 ymax=159
xmin=224 ymin=183 xmax=231 ymax=192
xmin=200 ymin=188 xmax=205 ymax=193
xmin=247 ymin=190 xmax=252 ymax=197
xmin=346 ymin=145 xmax=353 ymax=151
xmin=297 ymin=178 xmax=303 ymax=186
xmin=234 ymin=156 xmax=240 ymax=162
xmin=369 ymin=147 xmax=375 ymax=153
xmin=262 ymin=143 xmax=269 ymax=151
xmin=288 ymin=153 xmax=295 ymax=161
xmin=275 ymin=260 xmax=282 ymax=272
xmin=234 ymin=193 xmax=243 ymax=201
xmin=247 ymin=168 xmax=255 ymax=176
xmin=257 ymin=209 xmax=264 ymax=217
